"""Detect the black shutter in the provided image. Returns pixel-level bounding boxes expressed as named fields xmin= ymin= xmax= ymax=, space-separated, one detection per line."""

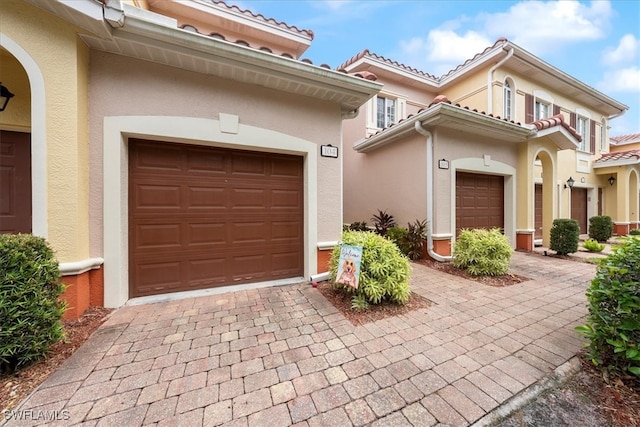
xmin=590 ymin=119 xmax=596 ymax=153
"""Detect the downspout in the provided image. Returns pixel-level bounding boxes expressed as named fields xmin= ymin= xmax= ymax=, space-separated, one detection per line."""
xmin=487 ymin=48 xmax=514 ymax=115
xmin=414 ymin=121 xmax=452 ymax=262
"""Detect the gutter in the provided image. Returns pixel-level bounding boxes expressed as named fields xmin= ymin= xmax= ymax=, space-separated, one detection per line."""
xmin=414 ymin=121 xmax=453 ymax=262
xmin=487 ymin=47 xmax=514 ymax=115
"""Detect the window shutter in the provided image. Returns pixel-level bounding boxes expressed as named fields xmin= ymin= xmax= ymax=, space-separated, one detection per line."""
xmin=553 ymin=104 xmax=560 ymax=115
xmin=570 ymin=112 xmax=576 ymax=129
xmin=397 ymin=98 xmax=407 ymax=122
xmin=366 ymin=97 xmax=376 ymax=129
xmin=525 ymin=93 xmax=534 ymax=123
xmin=590 ymin=119 xmax=596 ymax=154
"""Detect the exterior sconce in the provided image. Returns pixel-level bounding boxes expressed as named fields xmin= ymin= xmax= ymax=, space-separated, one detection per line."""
xmin=564 ymin=176 xmax=575 ymax=189
xmin=0 ymin=83 xmax=15 ymax=112
xmin=608 ymin=175 xmax=616 ymax=186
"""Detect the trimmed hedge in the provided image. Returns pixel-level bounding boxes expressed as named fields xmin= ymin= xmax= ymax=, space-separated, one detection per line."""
xmin=550 ymin=219 xmax=580 ymax=255
xmin=576 ymin=236 xmax=640 ymax=380
xmin=0 ymin=234 xmax=66 ymax=372
xmin=588 ymin=216 xmax=613 ymax=242
xmin=452 ymin=228 xmax=513 ymax=276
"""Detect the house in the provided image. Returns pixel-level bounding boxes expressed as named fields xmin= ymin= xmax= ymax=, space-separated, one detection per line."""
xmin=0 ymin=0 xmax=381 ymax=317
xmin=340 ymin=38 xmax=629 ymax=258
xmin=592 ymin=132 xmax=640 ymax=235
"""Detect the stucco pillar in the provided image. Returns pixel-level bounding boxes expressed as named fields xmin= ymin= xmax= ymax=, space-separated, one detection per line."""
xmin=516 ymin=144 xmax=534 ymax=251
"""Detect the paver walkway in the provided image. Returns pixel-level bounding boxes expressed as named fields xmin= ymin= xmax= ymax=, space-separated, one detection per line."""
xmin=4 ymin=252 xmax=596 ymax=427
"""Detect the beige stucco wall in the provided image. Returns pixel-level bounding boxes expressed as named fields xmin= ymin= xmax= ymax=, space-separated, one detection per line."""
xmin=89 ymin=51 xmax=343 ymax=256
xmin=0 ymin=0 xmax=91 ymax=263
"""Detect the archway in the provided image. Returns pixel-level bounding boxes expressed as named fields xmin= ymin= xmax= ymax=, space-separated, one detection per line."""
xmin=629 ymin=169 xmax=639 ymax=226
xmin=533 ymin=148 xmax=555 ymax=246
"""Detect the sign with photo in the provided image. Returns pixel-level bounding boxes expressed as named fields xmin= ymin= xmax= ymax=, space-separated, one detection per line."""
xmin=336 ymin=245 xmax=363 ymax=289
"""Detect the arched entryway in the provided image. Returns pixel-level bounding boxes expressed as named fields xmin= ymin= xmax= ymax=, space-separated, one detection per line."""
xmin=629 ymin=169 xmax=639 ymax=227
xmin=534 ymin=148 xmax=555 ymax=246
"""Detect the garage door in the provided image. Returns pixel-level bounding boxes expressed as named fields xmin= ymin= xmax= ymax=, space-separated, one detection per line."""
xmin=456 ymin=172 xmax=504 ymax=235
xmin=129 ymin=139 xmax=303 ymax=298
xmin=0 ymin=131 xmax=31 ymax=234
xmin=571 ymin=188 xmax=587 ymax=234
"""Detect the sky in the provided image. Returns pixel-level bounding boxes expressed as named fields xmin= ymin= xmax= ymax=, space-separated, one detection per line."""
xmin=238 ymin=0 xmax=640 ymax=136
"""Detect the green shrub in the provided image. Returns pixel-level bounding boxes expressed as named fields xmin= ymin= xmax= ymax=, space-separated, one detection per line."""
xmin=630 ymin=228 xmax=640 ymax=236
xmin=588 ymin=215 xmax=613 ymax=242
xmin=550 ymin=218 xmax=580 ymax=255
xmin=329 ymin=231 xmax=410 ymax=310
xmin=343 ymin=221 xmax=369 ymax=232
xmin=576 ymin=236 xmax=640 ymax=380
xmin=385 ymin=226 xmax=410 ymax=254
xmin=452 ymin=228 xmax=512 ymax=276
xmin=583 ymin=238 xmax=605 ymax=252
xmin=0 ymin=234 xmax=66 ymax=372
xmin=371 ymin=210 xmax=396 ymax=235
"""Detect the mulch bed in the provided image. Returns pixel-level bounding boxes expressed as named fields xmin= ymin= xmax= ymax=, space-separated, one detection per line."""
xmin=418 ymin=258 xmax=529 ymax=286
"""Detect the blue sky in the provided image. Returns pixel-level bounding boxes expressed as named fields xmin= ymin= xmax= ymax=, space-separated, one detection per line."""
xmin=238 ymin=0 xmax=640 ymax=136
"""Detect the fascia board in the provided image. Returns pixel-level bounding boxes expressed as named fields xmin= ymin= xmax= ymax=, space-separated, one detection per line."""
xmin=344 ymin=57 xmax=439 ymax=87
xmin=112 ymin=12 xmax=382 ymax=108
xmin=593 ymin=159 xmax=640 ymax=168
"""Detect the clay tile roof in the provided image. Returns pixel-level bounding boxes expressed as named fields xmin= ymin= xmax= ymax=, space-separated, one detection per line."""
xmin=439 ymin=38 xmax=508 ymax=80
xmin=595 ymin=149 xmax=640 ymax=164
xmin=210 ymin=0 xmax=314 ymax=39
xmin=336 ymin=49 xmax=438 ymax=80
xmin=352 ymin=71 xmax=378 ymax=81
xmin=531 ymin=114 xmax=582 ymax=141
xmin=610 ymin=133 xmax=640 ymax=144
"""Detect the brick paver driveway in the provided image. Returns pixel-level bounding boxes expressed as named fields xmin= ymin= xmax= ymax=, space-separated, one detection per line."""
xmin=4 ymin=252 xmax=595 ymax=427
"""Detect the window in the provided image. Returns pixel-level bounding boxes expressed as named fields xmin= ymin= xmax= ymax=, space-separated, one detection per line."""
xmin=577 ymin=116 xmax=588 ymax=151
xmin=535 ymin=100 xmax=550 ymax=120
xmin=503 ymin=80 xmax=513 ymax=120
xmin=600 ymin=119 xmax=607 ymax=152
xmin=376 ymin=96 xmax=396 ymax=128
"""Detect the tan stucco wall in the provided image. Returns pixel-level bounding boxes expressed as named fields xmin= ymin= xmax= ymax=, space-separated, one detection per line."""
xmin=0 ymin=50 xmax=30 ymax=130
xmin=88 ymin=51 xmax=343 ymax=256
xmin=0 ymin=0 xmax=91 ymax=263
xmin=343 ymin=134 xmax=428 ymax=227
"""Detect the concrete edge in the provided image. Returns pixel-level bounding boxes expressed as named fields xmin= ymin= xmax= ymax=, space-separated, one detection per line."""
xmin=471 ymin=356 xmax=583 ymax=427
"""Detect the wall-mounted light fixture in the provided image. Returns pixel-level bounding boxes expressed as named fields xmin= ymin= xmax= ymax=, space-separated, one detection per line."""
xmin=0 ymin=83 xmax=15 ymax=112
xmin=564 ymin=176 xmax=575 ymax=189
xmin=608 ymin=175 xmax=616 ymax=186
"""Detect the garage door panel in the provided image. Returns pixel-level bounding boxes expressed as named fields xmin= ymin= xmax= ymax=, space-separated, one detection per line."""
xmin=187 ymin=187 xmax=227 ymax=208
xmin=272 ymin=221 xmax=302 ymax=240
xmin=135 ymin=261 xmax=183 ymax=293
xmin=271 ymin=252 xmax=303 ymax=274
xmin=186 ymin=149 xmax=226 ymax=174
xmin=133 ymin=144 xmax=182 ymax=172
xmin=272 ymin=189 xmax=302 ymax=208
xmin=271 ymin=158 xmax=303 ymax=178
xmin=187 ymin=259 xmax=227 ymax=283
xmin=187 ymin=223 xmax=227 ymax=246
xmin=134 ymin=223 xmax=182 ymax=249
xmin=231 ymin=155 xmax=267 ymax=176
xmin=134 ymin=184 xmax=182 ymax=209
xmin=232 ymin=188 xmax=268 ymax=208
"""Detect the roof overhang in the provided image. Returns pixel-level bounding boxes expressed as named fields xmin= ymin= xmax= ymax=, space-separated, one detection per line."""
xmin=593 ymin=158 xmax=640 ymax=168
xmin=26 ymin=0 xmax=382 ymax=115
xmin=354 ymin=102 xmax=533 ymax=153
xmin=529 ymin=126 xmax=580 ymax=151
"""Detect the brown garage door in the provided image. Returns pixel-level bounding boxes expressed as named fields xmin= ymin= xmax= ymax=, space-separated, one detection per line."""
xmin=0 ymin=131 xmax=31 ymax=234
xmin=571 ymin=188 xmax=588 ymax=234
xmin=456 ymin=172 xmax=504 ymax=235
xmin=129 ymin=139 xmax=304 ymax=298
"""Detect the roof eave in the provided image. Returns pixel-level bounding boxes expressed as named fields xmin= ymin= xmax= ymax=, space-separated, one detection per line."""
xmin=593 ymin=159 xmax=640 ymax=168
xmin=530 ymin=126 xmax=580 ymax=150
xmin=85 ymin=3 xmax=383 ymax=113
xmin=354 ymin=103 xmax=532 ymax=153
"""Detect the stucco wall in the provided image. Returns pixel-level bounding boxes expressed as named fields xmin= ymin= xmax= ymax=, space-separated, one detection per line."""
xmin=0 ymin=0 xmax=91 ymax=263
xmin=88 ymin=51 xmax=343 ymax=257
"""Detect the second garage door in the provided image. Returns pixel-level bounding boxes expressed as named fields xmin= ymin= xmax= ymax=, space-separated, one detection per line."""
xmin=456 ymin=172 xmax=504 ymax=235
xmin=129 ymin=139 xmax=304 ymax=298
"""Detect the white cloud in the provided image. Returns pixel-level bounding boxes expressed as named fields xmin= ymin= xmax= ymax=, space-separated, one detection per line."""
xmin=482 ymin=0 xmax=611 ymax=55
xmin=597 ymin=67 xmax=640 ymax=93
xmin=602 ymin=34 xmax=639 ymax=65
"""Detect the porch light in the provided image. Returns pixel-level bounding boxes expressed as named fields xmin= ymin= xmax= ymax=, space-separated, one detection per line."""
xmin=0 ymin=83 xmax=15 ymax=112
xmin=608 ymin=175 xmax=616 ymax=186
xmin=565 ymin=176 xmax=575 ymax=189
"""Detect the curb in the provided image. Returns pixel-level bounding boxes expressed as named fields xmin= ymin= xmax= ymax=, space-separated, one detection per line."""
xmin=471 ymin=356 xmax=582 ymax=427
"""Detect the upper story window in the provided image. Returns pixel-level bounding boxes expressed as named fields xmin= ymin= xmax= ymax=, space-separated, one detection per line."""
xmin=600 ymin=118 xmax=607 ymax=152
xmin=535 ymin=100 xmax=550 ymax=120
xmin=577 ymin=116 xmax=589 ymax=151
xmin=503 ymin=79 xmax=513 ymax=120
xmin=376 ymin=96 xmax=396 ymax=128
